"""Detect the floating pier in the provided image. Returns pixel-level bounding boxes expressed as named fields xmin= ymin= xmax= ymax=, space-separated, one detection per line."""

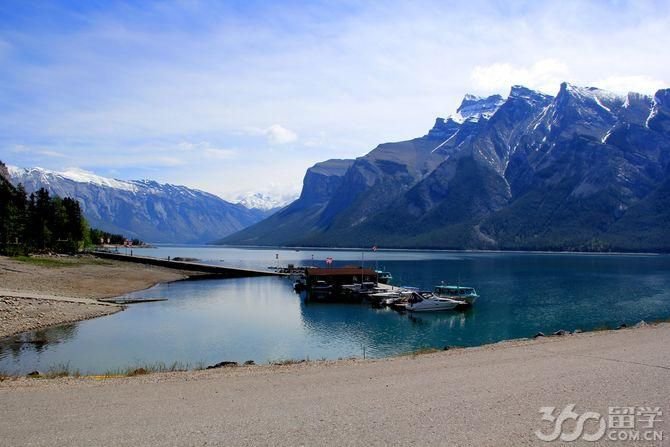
xmin=91 ymin=251 xmax=289 ymax=278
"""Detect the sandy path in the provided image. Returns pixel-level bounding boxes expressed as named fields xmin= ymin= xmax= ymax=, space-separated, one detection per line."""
xmin=1 ymin=324 xmax=668 ymax=446
xmin=0 ymin=256 xmax=193 ymax=338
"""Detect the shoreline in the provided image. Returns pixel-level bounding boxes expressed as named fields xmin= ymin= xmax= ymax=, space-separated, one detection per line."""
xmin=0 ymin=255 xmax=197 ymax=339
xmin=2 ymin=322 xmax=668 ymax=446
xmin=2 ymin=319 xmax=665 ymax=380
xmin=211 ymin=243 xmax=667 ymax=256
xmin=0 ymin=296 xmax=124 ymax=340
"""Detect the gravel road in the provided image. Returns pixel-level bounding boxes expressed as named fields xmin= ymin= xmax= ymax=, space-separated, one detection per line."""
xmin=2 ymin=324 xmax=668 ymax=446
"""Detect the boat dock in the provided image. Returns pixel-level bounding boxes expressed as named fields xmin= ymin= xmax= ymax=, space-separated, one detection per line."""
xmin=91 ymin=251 xmax=289 ymax=278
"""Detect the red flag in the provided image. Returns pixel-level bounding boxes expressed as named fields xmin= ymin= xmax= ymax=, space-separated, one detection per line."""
xmin=325 ymin=257 xmax=333 ymax=265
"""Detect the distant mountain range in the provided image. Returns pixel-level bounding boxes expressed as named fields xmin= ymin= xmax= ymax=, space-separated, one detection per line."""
xmin=7 ymin=166 xmax=273 ymax=244
xmin=235 ymin=191 xmax=297 ymax=211
xmin=220 ymin=82 xmax=670 ymax=252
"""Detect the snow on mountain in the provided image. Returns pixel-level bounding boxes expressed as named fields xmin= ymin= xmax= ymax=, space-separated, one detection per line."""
xmin=236 ymin=192 xmax=298 ymax=210
xmin=6 ymin=165 xmax=269 ymax=243
xmin=8 ymin=166 xmax=139 ymax=192
xmin=450 ymin=94 xmax=505 ymax=123
xmin=222 ymin=82 xmax=670 ymax=252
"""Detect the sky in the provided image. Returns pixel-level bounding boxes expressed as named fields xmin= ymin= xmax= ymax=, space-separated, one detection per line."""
xmin=1 ymin=0 xmax=669 ymax=202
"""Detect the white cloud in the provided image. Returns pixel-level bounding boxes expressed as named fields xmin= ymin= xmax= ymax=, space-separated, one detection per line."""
xmin=177 ymin=141 xmax=236 ymax=159
xmin=471 ymin=61 xmax=667 ymax=97
xmin=9 ymin=144 xmax=67 ymax=158
xmin=265 ymin=124 xmax=298 ymax=145
xmin=470 ymin=59 xmax=570 ymax=95
xmin=203 ymin=148 xmax=236 ymax=160
xmin=37 ymin=150 xmax=68 ymax=158
xmin=593 ymin=75 xmax=667 ymax=95
xmin=3 ymin=1 xmax=670 ymax=197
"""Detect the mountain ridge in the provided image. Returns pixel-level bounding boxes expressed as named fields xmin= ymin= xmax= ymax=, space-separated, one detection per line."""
xmin=7 ymin=165 xmax=270 ymax=244
xmin=220 ymin=82 xmax=670 ymax=252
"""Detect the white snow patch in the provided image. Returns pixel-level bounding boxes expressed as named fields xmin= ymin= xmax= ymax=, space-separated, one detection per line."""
xmin=59 ymin=168 xmax=138 ymax=192
xmin=431 ymin=131 xmax=459 ymax=153
xmin=236 ymin=192 xmax=297 ymax=210
xmin=601 ymin=126 xmax=616 ymax=143
xmin=592 ymin=95 xmax=612 ymax=113
xmin=645 ymin=99 xmax=658 ymax=128
xmin=448 ymin=112 xmax=465 ymax=124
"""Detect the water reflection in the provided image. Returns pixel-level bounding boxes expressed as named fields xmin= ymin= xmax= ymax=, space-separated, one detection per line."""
xmin=0 ymin=324 xmax=78 ymax=361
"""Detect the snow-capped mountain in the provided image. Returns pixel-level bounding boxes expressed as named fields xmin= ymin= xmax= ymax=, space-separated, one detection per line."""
xmin=7 ymin=166 xmax=268 ymax=244
xmin=235 ymin=192 xmax=298 ymax=211
xmin=222 ymin=82 xmax=670 ymax=252
xmin=450 ymin=93 xmax=505 ymax=123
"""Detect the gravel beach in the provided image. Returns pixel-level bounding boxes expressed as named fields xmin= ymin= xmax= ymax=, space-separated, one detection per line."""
xmin=0 ymin=255 xmax=193 ymax=338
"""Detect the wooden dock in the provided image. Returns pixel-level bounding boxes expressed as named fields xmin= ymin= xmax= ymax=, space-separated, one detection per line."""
xmin=91 ymin=251 xmax=289 ymax=278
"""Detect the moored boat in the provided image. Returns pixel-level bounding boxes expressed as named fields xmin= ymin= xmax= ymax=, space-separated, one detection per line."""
xmin=433 ymin=284 xmax=479 ymax=305
xmin=405 ymin=291 xmax=461 ymax=312
xmin=375 ymin=270 xmax=393 ymax=284
xmin=311 ymin=280 xmax=333 ymax=293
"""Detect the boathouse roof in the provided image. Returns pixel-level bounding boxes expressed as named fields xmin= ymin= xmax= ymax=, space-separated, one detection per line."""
xmin=305 ymin=267 xmax=376 ymax=277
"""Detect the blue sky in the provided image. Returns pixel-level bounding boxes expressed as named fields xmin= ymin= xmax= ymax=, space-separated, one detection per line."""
xmin=1 ymin=0 xmax=668 ymax=200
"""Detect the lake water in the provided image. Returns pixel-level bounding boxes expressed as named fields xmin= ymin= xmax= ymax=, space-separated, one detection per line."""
xmin=2 ymin=247 xmax=670 ymax=374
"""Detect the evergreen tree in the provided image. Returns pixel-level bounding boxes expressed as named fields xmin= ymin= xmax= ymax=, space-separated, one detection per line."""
xmin=0 ymin=159 xmax=134 ymax=255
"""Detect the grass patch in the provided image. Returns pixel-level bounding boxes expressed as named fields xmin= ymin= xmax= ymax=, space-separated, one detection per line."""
xmin=403 ymin=347 xmax=441 ymax=357
xmin=42 ymin=362 xmax=80 ymax=379
xmin=102 ymin=361 xmax=190 ymax=377
xmin=194 ymin=361 xmax=207 ymax=371
xmin=12 ymin=256 xmax=79 ymax=268
xmin=269 ymin=358 xmax=308 ymax=366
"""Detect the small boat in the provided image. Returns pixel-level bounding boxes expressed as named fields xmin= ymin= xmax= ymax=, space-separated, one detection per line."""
xmin=341 ymin=282 xmax=378 ymax=296
xmin=370 ymin=291 xmax=401 ymax=300
xmin=293 ymin=279 xmax=307 ymax=292
xmin=311 ymin=280 xmax=333 ymax=293
xmin=385 ymin=290 xmax=414 ymax=305
xmin=367 ymin=290 xmax=401 ymax=306
xmin=433 ymin=285 xmax=479 ymax=305
xmin=375 ymin=270 xmax=393 ymax=284
xmin=405 ymin=291 xmax=461 ymax=312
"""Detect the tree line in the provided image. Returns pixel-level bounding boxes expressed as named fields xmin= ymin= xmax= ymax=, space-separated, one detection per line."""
xmin=1 ymin=161 xmax=140 ymax=255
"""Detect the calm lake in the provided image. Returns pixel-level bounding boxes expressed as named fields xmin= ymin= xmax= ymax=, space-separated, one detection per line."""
xmin=2 ymin=246 xmax=670 ymax=374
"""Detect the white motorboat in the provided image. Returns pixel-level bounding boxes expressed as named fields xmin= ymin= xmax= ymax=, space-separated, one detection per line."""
xmin=433 ymin=285 xmax=479 ymax=305
xmin=405 ymin=291 xmax=461 ymax=312
xmin=375 ymin=270 xmax=393 ymax=284
xmin=369 ymin=290 xmax=401 ymax=299
xmin=311 ymin=280 xmax=333 ymax=293
xmin=385 ymin=290 xmax=416 ymax=305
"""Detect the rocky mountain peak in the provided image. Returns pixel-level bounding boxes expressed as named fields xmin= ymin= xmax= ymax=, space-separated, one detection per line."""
xmin=557 ymin=82 xmax=625 ymax=109
xmin=221 ymin=81 xmax=670 ymax=251
xmin=453 ymin=94 xmax=505 ymax=123
xmin=508 ymin=85 xmax=553 ymax=104
xmin=426 ymin=117 xmax=461 ymax=139
xmin=647 ymin=88 xmax=670 ymax=133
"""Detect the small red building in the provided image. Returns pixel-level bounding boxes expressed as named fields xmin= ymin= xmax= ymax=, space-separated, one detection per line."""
xmin=305 ymin=267 xmax=377 ymax=287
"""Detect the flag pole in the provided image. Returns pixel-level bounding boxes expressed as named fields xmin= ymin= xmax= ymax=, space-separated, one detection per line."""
xmin=361 ymin=250 xmax=364 ymax=284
